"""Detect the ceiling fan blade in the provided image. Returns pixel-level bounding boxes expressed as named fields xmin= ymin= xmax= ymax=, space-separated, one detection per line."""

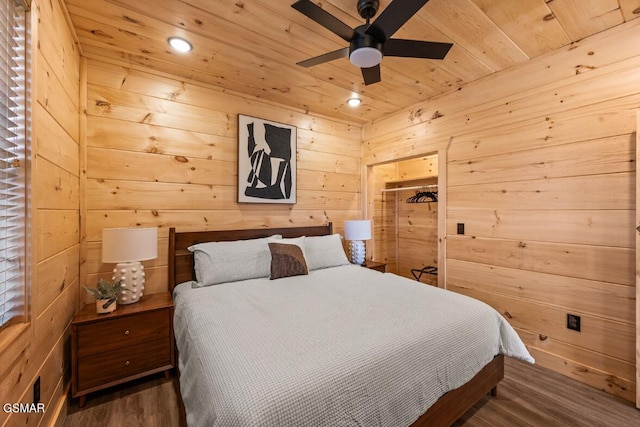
xmin=297 ymin=47 xmax=349 ymax=67
xmin=292 ymin=0 xmax=354 ymax=42
xmin=384 ymin=39 xmax=453 ymax=60
xmin=361 ymin=65 xmax=381 ymax=85
xmin=366 ymin=0 xmax=430 ymax=41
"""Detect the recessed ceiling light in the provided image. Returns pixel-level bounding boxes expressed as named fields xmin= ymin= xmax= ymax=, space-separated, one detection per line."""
xmin=168 ymin=37 xmax=192 ymax=53
xmin=347 ymin=97 xmax=362 ymax=107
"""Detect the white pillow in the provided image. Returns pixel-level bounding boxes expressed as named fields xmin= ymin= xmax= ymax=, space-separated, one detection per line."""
xmin=188 ymin=235 xmax=282 ymax=287
xmin=304 ymin=234 xmax=350 ymax=270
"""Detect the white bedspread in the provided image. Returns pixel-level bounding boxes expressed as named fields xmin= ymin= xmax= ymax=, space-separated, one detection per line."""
xmin=173 ymin=265 xmax=533 ymax=427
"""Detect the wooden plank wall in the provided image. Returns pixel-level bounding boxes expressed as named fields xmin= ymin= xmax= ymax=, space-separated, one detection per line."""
xmin=82 ymin=57 xmax=362 ymax=298
xmin=636 ymin=111 xmax=640 ymax=409
xmin=0 ymin=0 xmax=81 ymax=426
xmin=364 ymin=19 xmax=640 ymax=403
xmin=369 ymin=163 xmax=397 ymax=271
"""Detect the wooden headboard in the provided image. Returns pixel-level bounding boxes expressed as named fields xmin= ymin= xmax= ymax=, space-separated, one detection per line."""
xmin=168 ymin=223 xmax=333 ymax=292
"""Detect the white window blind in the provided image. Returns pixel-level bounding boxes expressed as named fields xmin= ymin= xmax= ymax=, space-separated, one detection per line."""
xmin=0 ymin=0 xmax=27 ymax=330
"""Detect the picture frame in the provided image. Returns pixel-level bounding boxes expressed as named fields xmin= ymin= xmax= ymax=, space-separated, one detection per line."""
xmin=237 ymin=114 xmax=297 ymax=204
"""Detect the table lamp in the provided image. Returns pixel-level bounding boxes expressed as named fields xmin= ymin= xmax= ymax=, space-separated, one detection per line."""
xmin=344 ymin=220 xmax=371 ymax=265
xmin=102 ymin=227 xmax=158 ymax=305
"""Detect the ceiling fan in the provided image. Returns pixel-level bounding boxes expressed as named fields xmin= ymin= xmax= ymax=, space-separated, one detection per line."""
xmin=291 ymin=0 xmax=453 ymax=85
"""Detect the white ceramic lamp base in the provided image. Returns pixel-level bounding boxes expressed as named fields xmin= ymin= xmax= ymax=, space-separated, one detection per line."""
xmin=113 ymin=261 xmax=145 ymax=305
xmin=349 ymin=240 xmax=366 ymax=265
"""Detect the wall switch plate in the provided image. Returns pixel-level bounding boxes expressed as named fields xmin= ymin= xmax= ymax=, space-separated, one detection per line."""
xmin=567 ymin=314 xmax=581 ymax=332
xmin=33 ymin=376 xmax=40 ymax=403
xmin=457 ymin=223 xmax=465 ymax=235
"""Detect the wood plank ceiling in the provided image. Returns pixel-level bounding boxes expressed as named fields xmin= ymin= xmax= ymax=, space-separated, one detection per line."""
xmin=64 ymin=0 xmax=640 ymax=124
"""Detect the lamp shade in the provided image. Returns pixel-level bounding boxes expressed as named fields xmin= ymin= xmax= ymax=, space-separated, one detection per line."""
xmin=349 ymin=47 xmax=382 ymax=68
xmin=344 ymin=220 xmax=371 ymax=241
xmin=102 ymin=227 xmax=158 ymax=263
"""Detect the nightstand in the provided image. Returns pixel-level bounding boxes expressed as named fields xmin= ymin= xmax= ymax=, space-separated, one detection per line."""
xmin=71 ymin=292 xmax=175 ymax=407
xmin=363 ymin=260 xmax=387 ymax=272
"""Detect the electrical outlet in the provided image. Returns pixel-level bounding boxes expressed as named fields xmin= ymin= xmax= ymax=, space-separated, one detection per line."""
xmin=567 ymin=314 xmax=581 ymax=332
xmin=457 ymin=223 xmax=465 ymax=235
xmin=33 ymin=376 xmax=40 ymax=404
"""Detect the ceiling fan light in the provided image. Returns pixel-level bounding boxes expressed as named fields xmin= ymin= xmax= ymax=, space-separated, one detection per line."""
xmin=168 ymin=37 xmax=193 ymax=53
xmin=349 ymin=47 xmax=382 ymax=68
xmin=347 ymin=97 xmax=362 ymax=107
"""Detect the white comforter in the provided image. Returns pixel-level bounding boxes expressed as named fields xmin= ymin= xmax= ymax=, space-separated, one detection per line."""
xmin=173 ymin=265 xmax=533 ymax=427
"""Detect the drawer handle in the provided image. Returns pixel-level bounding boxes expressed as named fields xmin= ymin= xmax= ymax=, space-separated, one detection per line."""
xmin=124 ymin=330 xmax=130 ymax=336
xmin=125 ymin=360 xmax=130 ymax=366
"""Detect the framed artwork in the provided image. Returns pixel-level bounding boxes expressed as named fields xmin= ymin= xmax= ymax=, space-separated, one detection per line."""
xmin=238 ymin=114 xmax=297 ymax=204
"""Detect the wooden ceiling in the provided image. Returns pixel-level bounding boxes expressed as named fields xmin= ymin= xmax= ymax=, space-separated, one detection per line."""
xmin=64 ymin=0 xmax=640 ymax=124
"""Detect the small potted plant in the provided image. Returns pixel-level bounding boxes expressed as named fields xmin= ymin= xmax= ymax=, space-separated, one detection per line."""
xmin=85 ymin=278 xmax=126 ymax=314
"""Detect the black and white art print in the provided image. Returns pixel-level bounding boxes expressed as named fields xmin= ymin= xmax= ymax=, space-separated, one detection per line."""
xmin=238 ymin=115 xmax=297 ymax=204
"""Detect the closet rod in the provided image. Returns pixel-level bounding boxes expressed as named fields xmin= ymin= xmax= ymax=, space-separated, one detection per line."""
xmin=381 ymin=184 xmax=438 ymax=193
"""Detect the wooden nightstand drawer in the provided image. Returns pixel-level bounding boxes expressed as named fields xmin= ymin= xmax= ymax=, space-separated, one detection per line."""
xmin=77 ymin=309 xmax=170 ymax=358
xmin=77 ymin=336 xmax=172 ymax=391
xmin=71 ymin=293 xmax=175 ymax=407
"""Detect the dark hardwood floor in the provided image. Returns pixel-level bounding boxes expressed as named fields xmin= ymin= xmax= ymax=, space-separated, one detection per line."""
xmin=65 ymin=357 xmax=640 ymax=427
xmin=65 ymin=374 xmax=184 ymax=427
xmin=453 ymin=358 xmax=639 ymax=427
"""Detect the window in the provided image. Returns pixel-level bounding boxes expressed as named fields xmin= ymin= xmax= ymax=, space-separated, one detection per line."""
xmin=0 ymin=0 xmax=27 ymax=330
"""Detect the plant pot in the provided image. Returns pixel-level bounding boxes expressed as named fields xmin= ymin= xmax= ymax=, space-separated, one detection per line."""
xmin=96 ymin=297 xmax=117 ymax=314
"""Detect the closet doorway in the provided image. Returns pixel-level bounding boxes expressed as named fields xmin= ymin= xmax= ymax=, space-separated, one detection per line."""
xmin=367 ymin=153 xmax=446 ymax=287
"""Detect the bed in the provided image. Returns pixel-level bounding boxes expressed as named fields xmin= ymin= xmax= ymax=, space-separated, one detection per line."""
xmin=169 ymin=223 xmax=533 ymax=426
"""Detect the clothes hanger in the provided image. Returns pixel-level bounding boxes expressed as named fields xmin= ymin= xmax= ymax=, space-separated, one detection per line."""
xmin=406 ymin=190 xmax=437 ymax=203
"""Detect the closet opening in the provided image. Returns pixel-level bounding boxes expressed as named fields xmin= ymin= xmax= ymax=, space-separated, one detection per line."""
xmin=367 ymin=153 xmax=445 ymax=287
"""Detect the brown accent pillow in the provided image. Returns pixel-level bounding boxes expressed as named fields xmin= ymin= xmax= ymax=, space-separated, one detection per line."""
xmin=268 ymin=242 xmax=309 ymax=280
